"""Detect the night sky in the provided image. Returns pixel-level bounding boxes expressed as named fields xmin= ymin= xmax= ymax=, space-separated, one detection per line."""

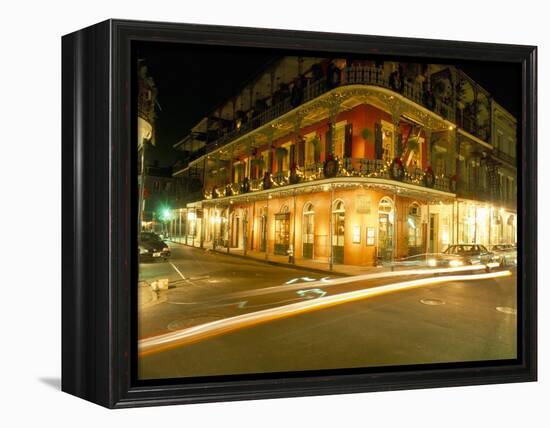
xmin=135 ymin=42 xmax=521 ymax=167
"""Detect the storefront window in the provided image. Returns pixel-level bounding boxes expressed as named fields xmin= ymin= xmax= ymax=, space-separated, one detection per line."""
xmin=407 ymin=203 xmax=422 ymax=254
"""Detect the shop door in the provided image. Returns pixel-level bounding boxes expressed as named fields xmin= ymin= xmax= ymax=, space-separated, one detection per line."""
xmin=274 ymin=213 xmax=290 ymax=255
xmin=303 ymin=205 xmax=314 ymax=259
xmin=378 ymin=213 xmax=394 ymax=262
xmin=332 ymin=211 xmax=345 ymax=264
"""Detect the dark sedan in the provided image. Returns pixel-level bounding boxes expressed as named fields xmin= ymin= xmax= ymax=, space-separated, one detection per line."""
xmin=139 ymin=232 xmax=171 ymax=262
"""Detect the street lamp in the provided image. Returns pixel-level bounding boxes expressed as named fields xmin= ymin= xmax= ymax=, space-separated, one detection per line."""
xmin=159 ymin=207 xmax=172 ymax=238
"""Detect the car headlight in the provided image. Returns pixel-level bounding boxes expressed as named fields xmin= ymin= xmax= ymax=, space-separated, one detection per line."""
xmin=449 ymin=259 xmax=464 ymax=267
xmin=427 ymin=258 xmax=437 ymax=267
xmin=139 ymin=247 xmax=148 ymax=254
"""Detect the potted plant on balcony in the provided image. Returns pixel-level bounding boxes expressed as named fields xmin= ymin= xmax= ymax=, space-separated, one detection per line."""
xmin=361 ymin=127 xmax=374 ymax=155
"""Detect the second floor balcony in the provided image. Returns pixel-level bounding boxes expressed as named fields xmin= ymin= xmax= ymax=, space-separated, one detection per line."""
xmin=205 ymin=157 xmax=453 ymax=201
xmin=181 ymin=64 xmax=457 ymax=169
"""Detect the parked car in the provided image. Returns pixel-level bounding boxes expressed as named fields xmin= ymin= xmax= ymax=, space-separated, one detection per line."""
xmin=442 ymin=244 xmax=499 ymax=266
xmin=489 ymin=244 xmax=517 ymax=267
xmin=393 ymin=253 xmax=466 ymax=268
xmin=139 ymin=232 xmax=171 ymax=261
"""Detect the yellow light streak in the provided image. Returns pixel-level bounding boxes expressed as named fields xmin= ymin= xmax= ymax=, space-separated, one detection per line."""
xmin=138 ymin=270 xmax=512 ymax=357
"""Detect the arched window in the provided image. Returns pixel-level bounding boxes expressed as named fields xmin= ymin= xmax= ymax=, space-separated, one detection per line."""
xmin=274 ymin=205 xmax=290 ymax=255
xmin=303 ymin=202 xmax=315 ymax=259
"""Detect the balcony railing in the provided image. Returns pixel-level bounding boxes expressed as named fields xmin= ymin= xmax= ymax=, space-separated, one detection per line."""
xmin=204 ymin=158 xmax=452 ymax=199
xmin=492 ymin=148 xmax=515 ymax=165
xmin=183 ymin=65 xmax=456 ymax=168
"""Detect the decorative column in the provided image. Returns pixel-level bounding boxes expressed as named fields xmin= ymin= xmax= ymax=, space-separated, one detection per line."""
xmin=292 ymin=190 xmax=297 ymax=265
xmin=392 ymin=185 xmax=397 ymax=271
xmin=448 ymin=127 xmax=458 ymax=177
xmin=263 ymin=127 xmax=275 ymax=176
xmin=213 ymin=204 xmax=218 ymax=251
xmin=387 ymin=99 xmax=405 ymax=160
xmin=392 ymin=112 xmax=402 ymax=160
xmin=325 ymin=100 xmax=341 ymax=159
xmin=424 ymin=128 xmax=432 ymax=167
xmin=226 ymin=204 xmax=230 ymax=254
xmin=265 ymin=196 xmax=269 ymax=261
xmin=243 ymin=207 xmax=248 ymax=257
xmin=292 ymin=113 xmax=305 ymax=176
xmin=426 ymin=202 xmax=431 ymax=256
xmin=200 ymin=207 xmax=205 ymax=249
xmin=329 ymin=185 xmax=334 ymax=271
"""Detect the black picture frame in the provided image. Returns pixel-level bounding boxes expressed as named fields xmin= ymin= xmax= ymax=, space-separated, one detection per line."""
xmin=61 ymin=19 xmax=537 ymax=408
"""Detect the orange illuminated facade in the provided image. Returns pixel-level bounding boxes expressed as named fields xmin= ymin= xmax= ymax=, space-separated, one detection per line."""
xmin=168 ymin=58 xmax=517 ymax=268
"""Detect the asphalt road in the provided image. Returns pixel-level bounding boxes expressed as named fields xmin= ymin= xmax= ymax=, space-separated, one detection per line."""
xmin=138 ymin=243 xmax=517 ymax=380
xmin=139 ymin=243 xmax=345 ymax=337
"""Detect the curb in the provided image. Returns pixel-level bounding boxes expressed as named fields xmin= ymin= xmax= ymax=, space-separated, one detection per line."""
xmin=167 ymin=240 xmax=350 ymax=278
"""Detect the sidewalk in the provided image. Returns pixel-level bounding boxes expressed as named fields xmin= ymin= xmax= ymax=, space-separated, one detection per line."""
xmin=167 ymin=239 xmax=390 ymax=277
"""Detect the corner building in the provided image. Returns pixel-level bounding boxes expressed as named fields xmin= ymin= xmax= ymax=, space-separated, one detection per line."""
xmin=169 ymin=57 xmax=517 ymax=269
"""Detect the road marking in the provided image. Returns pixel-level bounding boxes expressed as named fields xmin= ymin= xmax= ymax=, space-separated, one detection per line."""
xmin=139 ymin=269 xmax=512 ymax=356
xmin=297 ymin=288 xmax=327 ymax=299
xmin=420 ymin=298 xmax=445 ymax=306
xmin=215 ymin=264 xmax=495 ymax=302
xmin=285 ymin=276 xmax=317 ymax=284
xmin=170 ymin=262 xmax=186 ymax=280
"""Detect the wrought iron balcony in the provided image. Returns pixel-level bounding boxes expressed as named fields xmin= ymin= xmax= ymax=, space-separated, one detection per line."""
xmin=185 ymin=65 xmax=456 ymax=167
xmin=204 ymin=157 xmax=452 ymax=200
xmin=492 ymin=148 xmax=515 ymax=166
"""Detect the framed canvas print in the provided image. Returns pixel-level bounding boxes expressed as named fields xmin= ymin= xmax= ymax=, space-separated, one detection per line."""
xmin=62 ymin=19 xmax=537 ymax=408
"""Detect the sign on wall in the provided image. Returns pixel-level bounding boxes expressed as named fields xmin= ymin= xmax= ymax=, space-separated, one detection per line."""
xmin=356 ymin=195 xmax=372 ymax=214
xmin=366 ymin=227 xmax=375 ymax=246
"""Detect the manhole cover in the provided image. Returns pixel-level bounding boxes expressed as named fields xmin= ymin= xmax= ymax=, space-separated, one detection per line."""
xmin=496 ymin=306 xmax=517 ymax=315
xmin=420 ymin=298 xmax=445 ymax=306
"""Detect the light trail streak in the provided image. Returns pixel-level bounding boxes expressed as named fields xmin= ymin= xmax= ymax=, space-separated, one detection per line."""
xmin=139 ymin=269 xmax=512 ymax=357
xmin=218 ymin=264 xmax=493 ymax=301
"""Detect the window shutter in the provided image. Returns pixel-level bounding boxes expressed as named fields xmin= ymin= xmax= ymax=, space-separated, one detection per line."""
xmin=290 ymin=144 xmax=296 ymax=169
xmin=374 ymin=122 xmax=383 ymax=159
xmin=344 ymin=123 xmax=353 ymax=158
